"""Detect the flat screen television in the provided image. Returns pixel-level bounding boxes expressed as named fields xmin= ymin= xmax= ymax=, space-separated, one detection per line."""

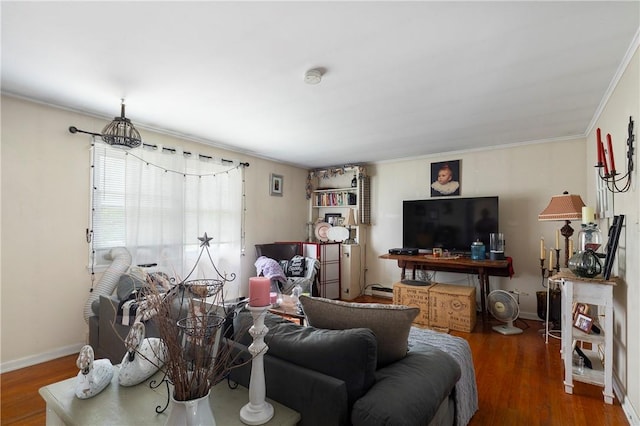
xmin=403 ymin=196 xmax=499 ymax=253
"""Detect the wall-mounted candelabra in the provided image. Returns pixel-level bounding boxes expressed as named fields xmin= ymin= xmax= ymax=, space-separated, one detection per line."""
xmin=595 ymin=116 xmax=634 ymax=193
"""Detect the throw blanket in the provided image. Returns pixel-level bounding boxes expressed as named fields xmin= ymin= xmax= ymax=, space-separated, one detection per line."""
xmin=408 ymin=327 xmax=478 ymax=426
xmin=254 ymin=256 xmax=287 ymax=283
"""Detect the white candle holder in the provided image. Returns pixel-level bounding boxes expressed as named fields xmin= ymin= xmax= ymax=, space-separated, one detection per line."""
xmin=240 ymin=305 xmax=274 ymax=425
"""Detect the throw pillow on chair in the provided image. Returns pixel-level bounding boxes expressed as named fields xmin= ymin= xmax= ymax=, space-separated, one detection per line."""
xmin=287 ymin=255 xmax=307 ymax=277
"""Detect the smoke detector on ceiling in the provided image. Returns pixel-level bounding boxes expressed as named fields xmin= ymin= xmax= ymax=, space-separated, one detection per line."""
xmin=304 ymin=69 xmax=323 ymax=85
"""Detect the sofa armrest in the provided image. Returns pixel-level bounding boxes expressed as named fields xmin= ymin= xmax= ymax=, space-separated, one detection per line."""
xmin=351 ymin=349 xmax=461 ymax=426
xmin=228 ymin=339 xmax=350 ymax=426
xmin=234 ymin=311 xmax=377 ymax=406
xmin=97 ymin=295 xmax=129 ymax=363
xmin=95 ymin=295 xmax=161 ymax=364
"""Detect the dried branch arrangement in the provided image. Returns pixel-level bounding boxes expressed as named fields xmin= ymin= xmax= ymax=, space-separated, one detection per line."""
xmin=115 ymin=233 xmax=249 ymax=403
xmin=152 ymin=279 xmax=233 ymax=401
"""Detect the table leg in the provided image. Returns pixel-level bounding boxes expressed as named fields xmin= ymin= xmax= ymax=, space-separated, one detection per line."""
xmin=479 ymin=270 xmax=489 ymax=320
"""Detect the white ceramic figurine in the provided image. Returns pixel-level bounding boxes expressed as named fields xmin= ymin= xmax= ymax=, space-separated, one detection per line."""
xmin=118 ymin=321 xmax=167 ymax=386
xmin=75 ymin=345 xmax=113 ymax=399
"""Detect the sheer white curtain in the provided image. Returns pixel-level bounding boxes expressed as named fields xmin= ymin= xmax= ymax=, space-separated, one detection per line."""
xmin=92 ymin=141 xmax=242 ymax=282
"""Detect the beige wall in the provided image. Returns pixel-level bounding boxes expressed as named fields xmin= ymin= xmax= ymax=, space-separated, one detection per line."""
xmin=587 ymin=47 xmax=639 ymax=420
xmin=0 ymin=95 xmax=309 ymax=370
xmin=366 ymin=138 xmax=587 ymax=319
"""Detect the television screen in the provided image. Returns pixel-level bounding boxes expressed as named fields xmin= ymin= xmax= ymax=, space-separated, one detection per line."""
xmin=402 ymin=196 xmax=499 ymax=253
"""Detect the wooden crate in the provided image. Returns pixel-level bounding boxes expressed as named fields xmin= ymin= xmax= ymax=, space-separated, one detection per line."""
xmin=428 ymin=283 xmax=477 ymax=332
xmin=392 ymin=282 xmax=433 ymax=326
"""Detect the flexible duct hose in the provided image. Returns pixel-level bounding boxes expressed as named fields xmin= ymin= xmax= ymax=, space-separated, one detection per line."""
xmin=84 ymin=247 xmax=132 ymax=323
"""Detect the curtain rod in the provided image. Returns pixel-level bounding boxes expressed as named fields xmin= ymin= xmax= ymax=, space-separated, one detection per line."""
xmin=69 ymin=126 xmax=249 ymax=167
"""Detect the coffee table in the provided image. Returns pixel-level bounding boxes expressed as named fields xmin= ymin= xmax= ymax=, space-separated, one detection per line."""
xmin=268 ymin=295 xmax=306 ymax=325
xmin=39 ymin=366 xmax=300 ymax=425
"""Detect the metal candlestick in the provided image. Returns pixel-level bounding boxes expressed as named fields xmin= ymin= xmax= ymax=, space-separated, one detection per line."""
xmin=240 ymin=305 xmax=274 ymax=425
xmin=539 ymin=249 xmax=561 ymax=279
xmin=540 ymin=252 xmax=561 ymax=344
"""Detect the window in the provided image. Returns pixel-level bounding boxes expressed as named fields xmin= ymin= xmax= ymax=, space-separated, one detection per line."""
xmin=91 ymin=142 xmax=243 ymax=280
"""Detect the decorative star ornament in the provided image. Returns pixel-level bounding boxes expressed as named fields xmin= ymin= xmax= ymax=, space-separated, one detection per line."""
xmin=198 ymin=232 xmax=213 ymax=247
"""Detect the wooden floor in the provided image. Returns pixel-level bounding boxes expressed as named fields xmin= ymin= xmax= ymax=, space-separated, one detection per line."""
xmin=0 ymin=298 xmax=631 ymax=425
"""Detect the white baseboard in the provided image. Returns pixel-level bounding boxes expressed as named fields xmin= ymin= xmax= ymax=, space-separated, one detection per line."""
xmin=615 ymin=375 xmax=639 ymax=425
xmin=0 ymin=343 xmax=84 ymax=373
xmin=370 ymin=287 xmax=393 ymax=299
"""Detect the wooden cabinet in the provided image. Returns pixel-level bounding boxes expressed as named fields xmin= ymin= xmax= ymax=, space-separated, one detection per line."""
xmin=341 ymin=244 xmax=361 ymax=300
xmin=551 ymin=271 xmax=616 ymax=404
xmin=303 ymin=242 xmax=341 ymax=299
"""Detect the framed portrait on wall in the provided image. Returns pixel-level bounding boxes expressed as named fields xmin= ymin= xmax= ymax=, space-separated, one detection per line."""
xmin=270 ymin=173 xmax=283 ymax=196
xmin=430 ymin=160 xmax=461 ymax=197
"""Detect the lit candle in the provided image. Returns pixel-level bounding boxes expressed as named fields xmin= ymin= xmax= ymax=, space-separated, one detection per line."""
xmin=549 ymin=249 xmax=554 ymax=271
xmin=607 ymin=133 xmax=616 ymax=172
xmin=540 ymin=237 xmax=545 ymax=260
xmin=249 ymin=277 xmax=271 ymax=307
xmin=555 ymin=229 xmax=560 ymax=249
xmin=569 ymin=239 xmax=574 ymax=257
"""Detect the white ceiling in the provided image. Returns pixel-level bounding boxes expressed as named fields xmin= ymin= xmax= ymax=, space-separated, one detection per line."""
xmin=2 ymin=1 xmax=638 ymax=169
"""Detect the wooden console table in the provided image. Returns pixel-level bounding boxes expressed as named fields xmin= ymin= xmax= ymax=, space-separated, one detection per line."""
xmin=380 ymin=253 xmax=512 ymax=318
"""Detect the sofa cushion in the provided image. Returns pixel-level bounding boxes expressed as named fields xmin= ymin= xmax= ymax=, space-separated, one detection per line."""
xmin=300 ymin=296 xmax=419 ymax=367
xmin=351 ymin=349 xmax=461 ymax=426
xmin=234 ymin=311 xmax=377 ymax=407
xmin=115 ymin=274 xmax=148 ymax=301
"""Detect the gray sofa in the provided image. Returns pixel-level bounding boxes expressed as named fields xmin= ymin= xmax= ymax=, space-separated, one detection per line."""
xmin=89 ymin=273 xmax=247 ymax=364
xmin=88 ymin=272 xmax=164 ymax=364
xmin=229 ymin=311 xmax=461 ymax=426
xmin=89 ymin=294 xmax=161 ymax=364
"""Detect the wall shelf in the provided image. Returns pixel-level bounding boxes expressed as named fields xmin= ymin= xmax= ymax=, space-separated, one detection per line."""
xmin=306 ymin=165 xmax=370 ymax=297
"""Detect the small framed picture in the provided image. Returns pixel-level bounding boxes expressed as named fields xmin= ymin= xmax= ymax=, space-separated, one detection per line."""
xmin=573 ymin=313 xmax=594 ymax=333
xmin=324 ymin=213 xmax=342 ymax=226
xmin=270 ymin=174 xmax=283 ymax=196
xmin=432 ymin=247 xmax=443 ymax=258
xmin=572 ymin=303 xmax=589 ymax=319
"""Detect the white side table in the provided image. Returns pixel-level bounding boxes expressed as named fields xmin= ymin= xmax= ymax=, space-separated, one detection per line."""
xmin=39 ymin=366 xmax=300 ymax=425
xmin=550 ymin=271 xmax=617 ymax=404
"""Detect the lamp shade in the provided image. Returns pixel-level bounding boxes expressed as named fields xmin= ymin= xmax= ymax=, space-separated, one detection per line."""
xmin=101 ymin=101 xmax=142 ymax=149
xmin=343 ymin=208 xmax=357 ymax=226
xmin=538 ymin=192 xmax=585 ymax=221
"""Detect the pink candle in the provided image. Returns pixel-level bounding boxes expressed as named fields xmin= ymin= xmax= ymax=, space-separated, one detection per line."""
xmin=249 ymin=277 xmax=271 ymax=307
